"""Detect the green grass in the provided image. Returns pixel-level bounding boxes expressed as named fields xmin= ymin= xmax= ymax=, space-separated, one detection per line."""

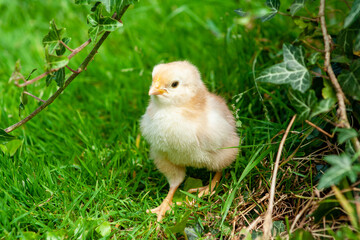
xmin=0 ymin=0 xmax=351 ymax=239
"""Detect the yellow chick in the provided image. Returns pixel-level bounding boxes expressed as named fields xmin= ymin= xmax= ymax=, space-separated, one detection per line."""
xmin=140 ymin=61 xmax=239 ymax=222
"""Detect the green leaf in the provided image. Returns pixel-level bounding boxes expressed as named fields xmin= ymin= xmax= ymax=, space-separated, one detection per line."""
xmin=337 ymin=29 xmax=355 ymax=58
xmin=9 ymin=59 xmax=22 ymax=83
xmin=0 ymin=129 xmax=16 ymax=144
xmin=87 ymin=3 xmax=123 ymax=43
xmin=344 ymin=0 xmax=360 ymax=28
xmin=310 ymin=98 xmax=336 ymax=118
xmin=290 ymin=229 xmax=314 ymax=240
xmin=45 ymin=46 xmax=69 ymax=72
xmin=322 ymin=79 xmax=336 ymax=100
xmin=95 ymin=221 xmax=111 ymax=237
xmin=318 ymin=153 xmax=360 ymax=189
xmin=46 ymin=230 xmax=67 ymax=240
xmin=289 ymin=0 xmax=306 ymax=16
xmin=261 ymin=0 xmax=280 ymax=22
xmin=168 ymin=211 xmax=191 ymax=234
xmin=21 ymin=231 xmax=39 ymax=240
xmin=43 ymin=20 xmax=66 ymax=54
xmin=335 ymin=128 xmax=359 ymax=144
xmin=338 ymin=60 xmax=360 ymax=100
xmin=308 ymin=52 xmax=320 ymax=65
xmin=234 ymin=8 xmax=247 ymax=17
xmin=75 ymin=0 xmax=139 ymax=15
xmin=46 ymin=68 xmax=66 ymax=87
xmin=56 ymin=37 xmax=71 ymax=56
xmin=288 ymin=89 xmax=317 ymax=120
xmin=4 ymin=139 xmax=23 ymax=157
xmin=256 ymin=44 xmax=311 ymax=93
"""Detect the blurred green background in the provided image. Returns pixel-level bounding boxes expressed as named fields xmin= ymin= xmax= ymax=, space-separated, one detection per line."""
xmin=0 ymin=0 xmax=303 ymax=238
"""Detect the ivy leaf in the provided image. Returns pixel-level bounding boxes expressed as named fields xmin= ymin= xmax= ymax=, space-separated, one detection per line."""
xmin=87 ymin=3 xmax=123 ymax=43
xmin=234 ymin=8 xmax=247 ymax=17
xmin=308 ymin=52 xmax=320 ymax=65
xmin=46 ymin=68 xmax=65 ymax=87
xmin=43 ymin=20 xmax=66 ymax=54
xmin=344 ymin=0 xmax=360 ymax=28
xmin=45 ymin=46 xmax=69 ymax=72
xmin=9 ymin=59 xmax=22 ymax=83
xmin=0 ymin=129 xmax=16 ymax=144
xmin=318 ymin=153 xmax=360 ymax=189
xmin=56 ymin=37 xmax=71 ymax=56
xmin=256 ymin=44 xmax=311 ymax=93
xmin=168 ymin=212 xmax=191 ymax=234
xmin=75 ymin=0 xmax=139 ymax=15
xmin=337 ymin=29 xmax=355 ymax=58
xmin=95 ymin=221 xmax=111 ymax=237
xmin=310 ymin=98 xmax=336 ymax=118
xmin=289 ymin=0 xmax=306 ymax=16
xmin=261 ymin=0 xmax=280 ymax=22
xmin=288 ymin=89 xmax=317 ymax=120
xmin=322 ymin=79 xmax=336 ymax=100
xmin=335 ymin=128 xmax=359 ymax=144
xmin=338 ymin=60 xmax=360 ymax=100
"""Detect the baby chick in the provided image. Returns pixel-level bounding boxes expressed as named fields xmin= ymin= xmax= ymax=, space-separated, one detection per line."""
xmin=140 ymin=61 xmax=239 ymax=222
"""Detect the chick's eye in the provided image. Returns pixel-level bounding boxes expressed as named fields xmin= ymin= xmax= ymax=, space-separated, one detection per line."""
xmin=171 ymin=81 xmax=179 ymax=88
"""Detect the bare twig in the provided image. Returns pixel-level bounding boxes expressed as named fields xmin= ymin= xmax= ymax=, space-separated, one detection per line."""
xmin=66 ymin=65 xmax=81 ymax=73
xmin=310 ymin=70 xmax=329 ymax=79
xmin=278 ymin=11 xmax=319 ymax=22
xmin=305 ymin=120 xmax=334 ymax=138
xmin=263 ymin=115 xmax=297 ymax=239
xmin=301 ymin=40 xmax=325 ymax=53
xmin=17 ymin=71 xmax=53 ymax=87
xmin=319 ymin=0 xmax=360 ymax=156
xmin=60 ymin=40 xmax=74 ymax=52
xmin=4 ymin=5 xmax=130 ymax=133
xmin=68 ymin=38 xmax=91 ymax=59
xmin=23 ymin=91 xmax=46 ymax=103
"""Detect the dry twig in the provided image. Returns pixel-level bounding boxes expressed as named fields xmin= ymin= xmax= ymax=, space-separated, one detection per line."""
xmin=263 ymin=115 xmax=297 ymax=239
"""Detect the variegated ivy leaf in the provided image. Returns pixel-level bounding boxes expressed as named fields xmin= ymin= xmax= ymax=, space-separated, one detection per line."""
xmin=344 ymin=0 xmax=360 ymax=28
xmin=87 ymin=3 xmax=123 ymax=43
xmin=288 ymin=89 xmax=316 ymax=120
xmin=256 ymin=43 xmax=311 ymax=93
xmin=338 ymin=60 xmax=360 ymax=100
xmin=261 ymin=0 xmax=280 ymax=22
xmin=75 ymin=0 xmax=139 ymax=15
xmin=289 ymin=0 xmax=306 ymax=16
xmin=44 ymin=46 xmax=69 ymax=72
xmin=42 ymin=20 xmax=66 ymax=54
xmin=310 ymin=98 xmax=336 ymax=118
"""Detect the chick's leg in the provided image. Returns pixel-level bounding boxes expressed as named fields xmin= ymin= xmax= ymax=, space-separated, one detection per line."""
xmin=148 ymin=156 xmax=185 ymax=222
xmin=188 ymin=171 xmax=222 ymax=197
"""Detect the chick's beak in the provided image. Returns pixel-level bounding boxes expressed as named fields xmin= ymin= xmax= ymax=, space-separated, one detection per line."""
xmin=149 ymin=85 xmax=166 ymax=95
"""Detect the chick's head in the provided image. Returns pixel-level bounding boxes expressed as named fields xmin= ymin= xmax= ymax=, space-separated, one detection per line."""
xmin=149 ymin=61 xmax=206 ymax=106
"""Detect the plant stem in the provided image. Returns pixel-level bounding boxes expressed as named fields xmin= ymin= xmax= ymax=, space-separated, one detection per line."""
xmin=319 ymin=0 xmax=360 ymax=156
xmin=4 ymin=5 xmax=130 ymax=133
xmin=263 ymin=115 xmax=297 ymax=239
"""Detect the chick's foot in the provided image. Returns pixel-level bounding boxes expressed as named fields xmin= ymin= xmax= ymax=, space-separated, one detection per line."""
xmin=187 ymin=171 xmax=222 ymax=198
xmin=147 ymin=185 xmax=178 ymax=222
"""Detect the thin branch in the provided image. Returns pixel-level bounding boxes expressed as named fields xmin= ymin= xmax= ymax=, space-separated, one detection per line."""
xmin=68 ymin=38 xmax=91 ymax=59
xmin=60 ymin=40 xmax=74 ymax=52
xmin=305 ymin=120 xmax=334 ymax=138
xmin=319 ymin=0 xmax=360 ymax=156
xmin=4 ymin=5 xmax=130 ymax=133
xmin=23 ymin=91 xmax=46 ymax=103
xmin=310 ymin=70 xmax=329 ymax=79
xmin=263 ymin=115 xmax=297 ymax=239
xmin=66 ymin=65 xmax=81 ymax=73
xmin=17 ymin=71 xmax=54 ymax=87
xmin=301 ymin=39 xmax=325 ymax=53
xmin=278 ymin=11 xmax=319 ymax=22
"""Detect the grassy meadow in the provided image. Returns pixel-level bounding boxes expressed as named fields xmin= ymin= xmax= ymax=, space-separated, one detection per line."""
xmin=0 ymin=0 xmax=356 ymax=239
